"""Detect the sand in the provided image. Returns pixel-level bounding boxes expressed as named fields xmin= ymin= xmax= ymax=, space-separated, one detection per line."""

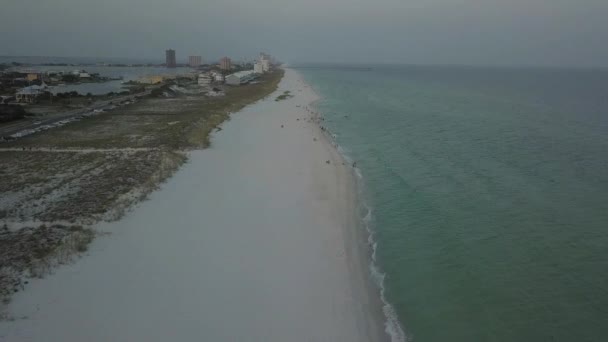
xmin=0 ymin=69 xmax=387 ymax=341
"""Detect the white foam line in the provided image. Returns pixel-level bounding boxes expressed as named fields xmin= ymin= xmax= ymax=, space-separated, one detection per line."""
xmin=359 ymin=180 xmax=408 ymax=342
xmin=307 ymin=98 xmax=408 ymax=342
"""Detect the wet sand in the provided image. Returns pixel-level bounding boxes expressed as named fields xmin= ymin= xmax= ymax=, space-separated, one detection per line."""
xmin=0 ymin=69 xmax=387 ymax=341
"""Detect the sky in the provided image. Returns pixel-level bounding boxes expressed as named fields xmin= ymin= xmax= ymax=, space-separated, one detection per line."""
xmin=1 ymin=0 xmax=608 ymax=67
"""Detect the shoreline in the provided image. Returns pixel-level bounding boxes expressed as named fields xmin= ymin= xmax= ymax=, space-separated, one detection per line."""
xmin=297 ymin=74 xmax=390 ymax=341
xmin=1 ymin=68 xmax=388 ymax=341
xmin=301 ymin=74 xmax=405 ymax=342
xmin=0 ymin=70 xmax=283 ymax=304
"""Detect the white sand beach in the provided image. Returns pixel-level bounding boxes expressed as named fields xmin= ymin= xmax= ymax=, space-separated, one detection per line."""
xmin=0 ymin=69 xmax=387 ymax=341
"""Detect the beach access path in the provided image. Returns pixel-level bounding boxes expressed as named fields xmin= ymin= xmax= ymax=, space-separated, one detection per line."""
xmin=0 ymin=68 xmax=387 ymax=342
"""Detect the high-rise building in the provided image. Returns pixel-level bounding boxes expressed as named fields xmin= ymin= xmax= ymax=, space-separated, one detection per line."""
xmin=254 ymin=62 xmax=264 ymax=74
xmin=219 ymin=57 xmax=232 ymax=71
xmin=260 ymin=52 xmax=271 ymax=61
xmin=259 ymin=53 xmax=271 ymax=72
xmin=166 ymin=49 xmax=177 ymax=68
xmin=189 ymin=56 xmax=202 ymax=68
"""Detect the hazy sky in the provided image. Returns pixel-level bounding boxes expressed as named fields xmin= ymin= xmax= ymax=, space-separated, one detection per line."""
xmin=2 ymin=0 xmax=608 ymax=67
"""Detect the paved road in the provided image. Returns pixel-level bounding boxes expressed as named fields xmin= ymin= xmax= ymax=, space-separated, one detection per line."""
xmin=0 ymin=89 xmax=153 ymax=139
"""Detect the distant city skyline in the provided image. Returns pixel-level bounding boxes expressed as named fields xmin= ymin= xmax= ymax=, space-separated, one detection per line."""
xmin=1 ymin=0 xmax=608 ymax=67
xmin=188 ymin=56 xmax=202 ymax=67
xmin=0 ymin=54 xmax=267 ymax=67
xmin=219 ymin=57 xmax=232 ymax=70
xmin=165 ymin=49 xmax=177 ymax=68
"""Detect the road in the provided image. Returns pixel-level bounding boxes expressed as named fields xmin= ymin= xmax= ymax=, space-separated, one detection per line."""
xmin=0 ymin=89 xmax=153 ymax=139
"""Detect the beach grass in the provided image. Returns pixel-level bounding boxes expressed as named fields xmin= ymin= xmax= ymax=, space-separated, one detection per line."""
xmin=0 ymin=69 xmax=284 ymax=308
xmin=0 ymin=224 xmax=95 ymax=307
xmin=275 ymin=90 xmax=293 ymax=102
xmin=4 ymin=70 xmax=284 ymax=150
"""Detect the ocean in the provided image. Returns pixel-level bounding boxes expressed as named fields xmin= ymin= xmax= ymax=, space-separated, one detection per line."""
xmin=297 ymin=65 xmax=608 ymax=342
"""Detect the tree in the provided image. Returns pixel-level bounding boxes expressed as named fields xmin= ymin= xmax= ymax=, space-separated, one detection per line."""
xmin=61 ymin=74 xmax=79 ymax=83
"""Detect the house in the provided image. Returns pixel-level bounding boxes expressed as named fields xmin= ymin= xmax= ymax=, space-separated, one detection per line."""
xmin=198 ymin=73 xmax=212 ymax=86
xmin=211 ymin=71 xmax=225 ymax=83
xmin=16 ymin=84 xmax=47 ymax=103
xmin=26 ymin=73 xmax=41 ymax=82
xmin=225 ymin=70 xmax=257 ymax=85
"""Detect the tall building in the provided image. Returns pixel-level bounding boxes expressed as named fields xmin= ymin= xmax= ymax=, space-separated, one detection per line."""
xmin=259 ymin=53 xmax=271 ymax=72
xmin=254 ymin=61 xmax=264 ymax=74
xmin=166 ymin=49 xmax=176 ymax=68
xmin=189 ymin=56 xmax=202 ymax=68
xmin=261 ymin=59 xmax=270 ymax=72
xmin=219 ymin=57 xmax=232 ymax=71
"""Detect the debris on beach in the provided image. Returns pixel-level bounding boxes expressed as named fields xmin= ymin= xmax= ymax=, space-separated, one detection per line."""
xmin=326 ymin=160 xmax=331 ymax=164
xmin=281 ymin=124 xmax=284 ymax=128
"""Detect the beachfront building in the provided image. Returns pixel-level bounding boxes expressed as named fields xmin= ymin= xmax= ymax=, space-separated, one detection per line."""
xmin=166 ymin=49 xmax=177 ymax=68
xmin=219 ymin=57 xmax=232 ymax=71
xmin=254 ymin=62 xmax=264 ymax=74
xmin=198 ymin=73 xmax=212 ymax=86
xmin=16 ymin=84 xmax=47 ymax=103
xmin=225 ymin=70 xmax=256 ymax=85
xmin=211 ymin=71 xmax=225 ymax=83
xmin=26 ymin=73 xmax=41 ymax=82
xmin=259 ymin=53 xmax=272 ymax=72
xmin=189 ymin=56 xmax=202 ymax=68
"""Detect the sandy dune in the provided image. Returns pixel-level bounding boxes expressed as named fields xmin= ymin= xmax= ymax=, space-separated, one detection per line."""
xmin=0 ymin=69 xmax=387 ymax=341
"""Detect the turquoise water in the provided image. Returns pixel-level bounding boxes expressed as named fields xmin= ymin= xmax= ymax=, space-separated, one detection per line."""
xmin=297 ymin=66 xmax=608 ymax=342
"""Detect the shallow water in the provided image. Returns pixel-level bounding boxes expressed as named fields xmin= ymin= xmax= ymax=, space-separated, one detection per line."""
xmin=298 ymin=65 xmax=608 ymax=342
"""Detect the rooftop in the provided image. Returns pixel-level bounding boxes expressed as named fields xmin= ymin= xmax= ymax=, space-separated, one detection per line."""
xmin=228 ymin=70 xmax=255 ymax=78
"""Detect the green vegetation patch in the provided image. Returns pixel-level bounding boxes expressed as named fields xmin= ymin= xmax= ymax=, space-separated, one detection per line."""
xmin=6 ymin=69 xmax=285 ymax=150
xmin=0 ymin=69 xmax=286 ymax=312
xmin=275 ymin=90 xmax=293 ymax=102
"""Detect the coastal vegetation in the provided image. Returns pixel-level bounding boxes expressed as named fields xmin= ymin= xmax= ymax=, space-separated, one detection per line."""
xmin=0 ymin=224 xmax=94 ymax=307
xmin=0 ymin=68 xmax=284 ymax=309
xmin=0 ymin=105 xmax=26 ymax=123
xmin=275 ymin=90 xmax=293 ymax=101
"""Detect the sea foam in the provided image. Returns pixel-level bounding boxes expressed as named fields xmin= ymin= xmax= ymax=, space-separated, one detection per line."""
xmin=323 ymin=122 xmax=407 ymax=342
